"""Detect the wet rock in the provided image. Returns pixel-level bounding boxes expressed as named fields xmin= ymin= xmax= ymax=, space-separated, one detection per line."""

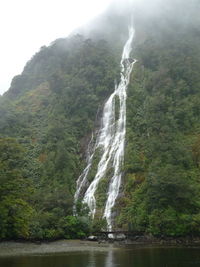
xmin=87 ymin=236 xmax=98 ymax=241
xmin=115 ymin=234 xmax=126 ymax=241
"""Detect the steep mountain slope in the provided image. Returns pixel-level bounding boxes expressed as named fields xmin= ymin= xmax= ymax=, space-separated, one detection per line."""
xmin=120 ymin=25 xmax=200 ymax=236
xmin=1 ymin=0 xmax=200 ymax=239
xmin=0 ymin=36 xmax=119 ymax=239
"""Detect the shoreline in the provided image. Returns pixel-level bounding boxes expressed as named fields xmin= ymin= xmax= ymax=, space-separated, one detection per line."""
xmin=0 ymin=240 xmax=117 ymax=257
xmin=1 ymin=238 xmax=200 ymax=257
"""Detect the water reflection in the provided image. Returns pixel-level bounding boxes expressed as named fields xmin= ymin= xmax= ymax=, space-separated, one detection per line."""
xmin=88 ymin=251 xmax=95 ymax=267
xmin=105 ymin=249 xmax=114 ymax=267
xmin=85 ymin=249 xmax=115 ymax=267
xmin=1 ymin=247 xmax=200 ymax=267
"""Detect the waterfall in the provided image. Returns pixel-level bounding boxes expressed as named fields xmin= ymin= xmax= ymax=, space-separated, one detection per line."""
xmin=103 ymin=26 xmax=136 ymax=231
xmin=74 ymin=26 xmax=136 ymax=230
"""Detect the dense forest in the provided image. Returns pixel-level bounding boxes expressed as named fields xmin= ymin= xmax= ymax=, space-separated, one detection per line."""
xmin=1 ymin=0 xmax=200 ymax=239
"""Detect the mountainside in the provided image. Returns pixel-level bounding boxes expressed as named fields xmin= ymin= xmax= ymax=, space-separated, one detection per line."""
xmin=0 ymin=35 xmax=120 ymax=239
xmin=1 ymin=0 xmax=200 ymax=239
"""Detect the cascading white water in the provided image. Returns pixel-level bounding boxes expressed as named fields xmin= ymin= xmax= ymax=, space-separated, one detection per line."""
xmin=103 ymin=26 xmax=136 ymax=231
xmin=74 ymin=26 xmax=136 ymax=230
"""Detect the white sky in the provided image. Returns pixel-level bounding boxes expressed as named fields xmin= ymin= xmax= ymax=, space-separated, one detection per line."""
xmin=0 ymin=0 xmax=114 ymax=95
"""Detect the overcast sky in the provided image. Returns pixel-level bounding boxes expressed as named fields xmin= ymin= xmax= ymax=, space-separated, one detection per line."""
xmin=0 ymin=0 xmax=115 ymax=95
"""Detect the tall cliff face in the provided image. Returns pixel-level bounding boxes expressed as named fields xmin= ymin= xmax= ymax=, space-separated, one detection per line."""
xmin=1 ymin=0 xmax=200 ymax=239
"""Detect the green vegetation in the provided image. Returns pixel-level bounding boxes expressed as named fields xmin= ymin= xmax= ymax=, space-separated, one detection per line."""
xmin=0 ymin=138 xmax=33 ymax=239
xmin=1 ymin=0 xmax=200 ymax=240
xmin=0 ymin=35 xmax=119 ymax=240
xmin=118 ymin=21 xmax=200 ymax=236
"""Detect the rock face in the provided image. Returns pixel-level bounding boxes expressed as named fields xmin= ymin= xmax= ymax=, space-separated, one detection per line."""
xmin=122 ymin=58 xmax=135 ymax=65
xmin=128 ymin=58 xmax=135 ymax=64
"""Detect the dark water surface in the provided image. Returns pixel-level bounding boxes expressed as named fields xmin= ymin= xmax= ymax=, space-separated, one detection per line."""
xmin=1 ymin=247 xmax=200 ymax=267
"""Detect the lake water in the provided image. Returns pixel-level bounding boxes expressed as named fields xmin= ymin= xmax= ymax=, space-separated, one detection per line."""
xmin=1 ymin=247 xmax=200 ymax=267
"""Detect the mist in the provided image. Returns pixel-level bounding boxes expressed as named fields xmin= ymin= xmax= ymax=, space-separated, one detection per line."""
xmin=1 ymin=0 xmax=199 ymax=96
xmin=78 ymin=0 xmax=200 ymax=45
